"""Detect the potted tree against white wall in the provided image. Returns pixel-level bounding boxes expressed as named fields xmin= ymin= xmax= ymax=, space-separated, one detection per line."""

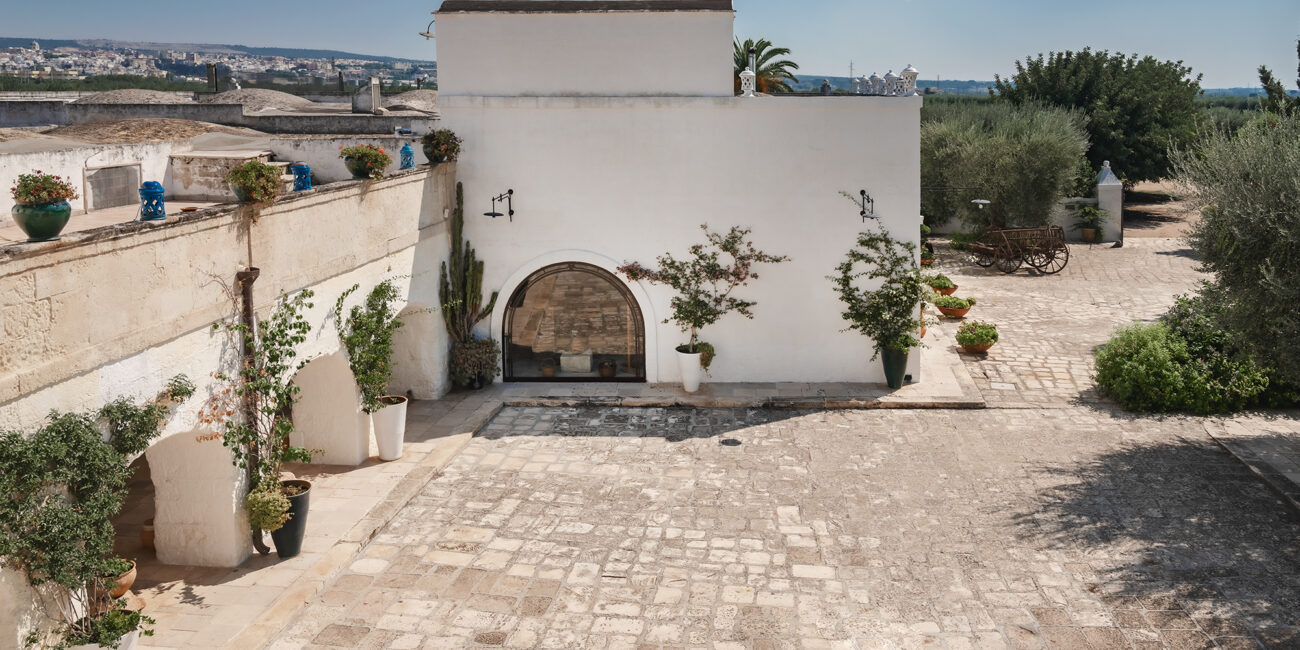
xmin=830 ymin=225 xmax=926 ymax=389
xmin=335 ymin=279 xmax=411 ymax=461
xmin=618 ymin=225 xmax=789 ymax=392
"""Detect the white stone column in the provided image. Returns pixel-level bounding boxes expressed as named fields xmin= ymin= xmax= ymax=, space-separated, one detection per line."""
xmin=1096 ymin=161 xmax=1124 ymax=244
xmin=146 ymin=432 xmax=252 ymax=567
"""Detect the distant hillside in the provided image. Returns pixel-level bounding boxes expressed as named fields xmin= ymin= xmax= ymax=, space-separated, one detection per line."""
xmin=791 ymin=76 xmax=994 ymax=94
xmin=0 ymin=37 xmax=435 ymax=65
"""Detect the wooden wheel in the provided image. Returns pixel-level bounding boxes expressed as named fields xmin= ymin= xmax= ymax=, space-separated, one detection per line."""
xmin=1038 ymin=242 xmax=1070 ymax=274
xmin=971 ymin=246 xmax=996 ymax=268
xmin=994 ymin=243 xmax=1022 ymax=274
xmin=1024 ymin=244 xmax=1052 ymax=270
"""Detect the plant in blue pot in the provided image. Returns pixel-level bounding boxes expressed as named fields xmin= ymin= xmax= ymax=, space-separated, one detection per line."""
xmin=10 ymin=170 xmax=78 ymax=242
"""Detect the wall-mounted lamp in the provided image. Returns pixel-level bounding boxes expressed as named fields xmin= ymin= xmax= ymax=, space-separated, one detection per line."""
xmin=419 ymin=18 xmax=436 ymax=40
xmin=853 ymin=189 xmax=876 ymax=221
xmin=485 ymin=189 xmax=514 ymax=221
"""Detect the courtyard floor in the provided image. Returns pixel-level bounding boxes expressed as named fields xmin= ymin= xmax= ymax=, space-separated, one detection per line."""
xmin=264 ymin=238 xmax=1300 ymax=650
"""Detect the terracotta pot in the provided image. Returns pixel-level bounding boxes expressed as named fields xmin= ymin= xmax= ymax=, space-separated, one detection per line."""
xmin=540 ymin=364 xmax=556 ymax=378
xmin=598 ymin=361 xmax=616 ymax=378
xmin=108 ymin=561 xmax=137 ymax=598
xmin=934 ymin=286 xmax=957 ymax=296
xmin=920 ymin=258 xmax=935 ymax=267
xmin=936 ymin=306 xmax=970 ymax=318
xmin=961 ymin=343 xmax=994 ymax=353
xmin=140 ymin=519 xmax=155 ymax=550
xmin=1080 ymin=227 xmax=1097 ymax=242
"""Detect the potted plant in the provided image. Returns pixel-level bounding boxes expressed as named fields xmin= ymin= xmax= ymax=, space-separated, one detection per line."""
xmin=335 ymin=279 xmax=411 ymax=461
xmin=920 ymin=247 xmax=936 ymax=267
xmin=933 ymin=295 xmax=976 ymax=318
xmin=0 ymin=379 xmax=190 ymax=650
xmin=925 ymin=273 xmax=958 ymax=296
xmin=618 ymin=225 xmax=789 ymax=392
xmin=10 ymin=170 xmax=78 ymax=242
xmin=955 ymin=320 xmax=999 ymax=353
xmin=225 ymin=160 xmax=282 ymax=204
xmin=1074 ymin=206 xmax=1107 ymax=243
xmin=440 ymin=183 xmax=501 ymax=389
xmin=421 ymin=129 xmax=462 ymax=166
xmin=598 ymin=360 xmax=617 ymax=378
xmin=339 ymin=144 xmax=392 ymax=180
xmin=215 ymin=290 xmax=316 ymax=558
xmin=830 ymin=224 xmax=926 ymax=389
xmin=539 ymin=356 xmax=559 ymax=378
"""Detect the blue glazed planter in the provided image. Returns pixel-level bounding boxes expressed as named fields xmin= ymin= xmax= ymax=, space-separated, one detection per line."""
xmin=11 ymin=200 xmax=72 ymax=242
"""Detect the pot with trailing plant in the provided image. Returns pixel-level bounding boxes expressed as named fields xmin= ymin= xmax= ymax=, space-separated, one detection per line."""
xmin=10 ymin=170 xmax=78 ymax=242
xmin=956 ymin=320 xmax=999 ymax=353
xmin=336 ymin=279 xmax=418 ymax=462
xmin=619 ymin=225 xmax=788 ymax=392
xmin=1074 ymin=206 xmax=1107 ymax=243
xmin=830 ymin=224 xmax=926 ymax=389
xmin=225 ymin=160 xmax=282 ymax=204
xmin=339 ymin=144 xmax=392 ymax=180
xmin=1 ymin=377 xmax=192 ymax=650
xmin=925 ymin=273 xmax=957 ymax=296
xmin=214 ymin=290 xmax=317 ymax=559
xmin=933 ymin=295 xmax=976 ymax=318
xmin=422 ymin=129 xmax=462 ymax=167
xmin=440 ymin=182 xmax=502 ymax=389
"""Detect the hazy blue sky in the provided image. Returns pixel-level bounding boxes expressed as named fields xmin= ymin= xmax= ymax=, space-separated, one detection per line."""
xmin=7 ymin=0 xmax=1298 ymax=87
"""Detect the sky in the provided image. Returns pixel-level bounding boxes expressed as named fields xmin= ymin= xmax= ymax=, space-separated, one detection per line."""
xmin=6 ymin=0 xmax=1298 ymax=88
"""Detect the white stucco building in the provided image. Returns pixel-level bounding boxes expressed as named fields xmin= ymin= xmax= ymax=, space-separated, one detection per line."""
xmin=435 ymin=0 xmax=923 ymax=385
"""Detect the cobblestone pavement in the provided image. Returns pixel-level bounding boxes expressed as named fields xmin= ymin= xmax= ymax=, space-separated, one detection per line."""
xmin=273 ymin=407 xmax=1300 ymax=649
xmin=931 ymin=238 xmax=1204 ymax=408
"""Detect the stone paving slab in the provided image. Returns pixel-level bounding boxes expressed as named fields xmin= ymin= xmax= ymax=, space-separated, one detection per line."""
xmin=272 ymin=406 xmax=1300 ymax=649
xmin=1206 ymin=417 xmax=1300 ymax=515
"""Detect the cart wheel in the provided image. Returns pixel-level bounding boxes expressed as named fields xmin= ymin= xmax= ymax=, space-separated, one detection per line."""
xmin=1039 ymin=242 xmax=1070 ymax=274
xmin=994 ymin=244 xmax=1022 ymax=274
xmin=972 ymin=249 xmax=995 ymax=268
xmin=1023 ymin=246 xmax=1048 ymax=269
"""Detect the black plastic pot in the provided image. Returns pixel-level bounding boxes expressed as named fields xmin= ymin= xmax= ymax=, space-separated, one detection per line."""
xmin=881 ymin=347 xmax=909 ymax=389
xmin=270 ymin=480 xmax=311 ymax=559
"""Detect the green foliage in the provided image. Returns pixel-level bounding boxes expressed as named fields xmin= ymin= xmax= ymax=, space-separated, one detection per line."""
xmin=338 ymin=144 xmax=392 ymax=179
xmin=440 ymin=183 xmax=499 ymax=345
xmin=619 ymin=225 xmax=789 ymax=353
xmin=104 ymin=558 xmax=133 ymax=577
xmin=450 ymin=338 xmax=501 ymax=388
xmin=10 ymin=171 xmax=78 ymax=204
xmin=830 ymin=224 xmax=925 ymax=356
xmin=993 ymin=48 xmax=1203 ymax=184
xmin=933 ymin=295 xmax=976 ymax=309
xmin=920 ymin=101 xmax=1088 ymax=228
xmin=335 ymin=280 xmax=405 ymax=414
xmin=53 ymin=607 xmax=154 ymax=650
xmin=1173 ymin=112 xmax=1300 ymax=385
xmin=224 ymin=161 xmax=281 ymax=203
xmin=164 ymin=374 xmax=196 ymax=402
xmin=216 ymin=290 xmax=315 ymax=492
xmin=245 ymin=485 xmax=291 ymax=533
xmin=98 ymin=399 xmax=167 ymax=458
xmin=691 ymin=341 xmax=717 ymax=373
xmin=1067 ymin=158 xmax=1097 ymax=198
xmin=1257 ymin=38 xmax=1300 ymax=116
xmin=955 ymin=320 xmax=1000 ymax=347
xmin=420 ymin=129 xmax=462 ymax=162
xmin=923 ymin=273 xmax=955 ymax=290
xmin=1073 ymin=206 xmax=1107 ymax=231
xmin=733 ymin=38 xmax=799 ymax=93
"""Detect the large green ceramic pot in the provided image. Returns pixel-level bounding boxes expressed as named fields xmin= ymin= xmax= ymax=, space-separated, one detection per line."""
xmin=11 ymin=200 xmax=72 ymax=242
xmin=344 ymin=157 xmax=375 ymax=180
xmin=422 ymin=143 xmax=446 ymax=167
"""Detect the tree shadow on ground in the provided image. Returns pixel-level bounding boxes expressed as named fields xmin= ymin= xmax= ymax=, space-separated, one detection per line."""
xmin=1015 ymin=433 xmax=1300 ymax=644
xmin=475 ymin=406 xmax=812 ymax=443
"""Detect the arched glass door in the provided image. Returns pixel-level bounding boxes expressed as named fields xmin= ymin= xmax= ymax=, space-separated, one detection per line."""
xmin=503 ymin=263 xmax=646 ymax=382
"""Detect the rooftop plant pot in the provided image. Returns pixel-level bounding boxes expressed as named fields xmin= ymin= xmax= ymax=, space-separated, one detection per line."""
xmin=936 ymin=306 xmax=970 ymax=318
xmin=422 ymin=143 xmax=447 ymax=166
xmin=70 ymin=628 xmax=139 ymax=650
xmin=881 ymin=347 xmax=908 ymax=389
xmin=11 ymin=200 xmax=72 ymax=242
xmin=107 ymin=561 xmax=137 ymax=598
xmin=676 ymin=347 xmax=704 ymax=393
xmin=372 ymin=396 xmax=408 ymax=462
xmin=344 ymin=157 xmax=376 ymax=180
xmin=269 ymin=480 xmax=311 ymax=559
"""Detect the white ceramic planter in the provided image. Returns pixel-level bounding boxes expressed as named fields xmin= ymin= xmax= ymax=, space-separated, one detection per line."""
xmin=372 ymin=396 xmax=408 ymax=461
xmin=71 ymin=629 xmax=139 ymax=650
xmin=676 ymin=349 xmax=704 ymax=393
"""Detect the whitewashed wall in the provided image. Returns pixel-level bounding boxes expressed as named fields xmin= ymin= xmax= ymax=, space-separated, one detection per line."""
xmin=440 ymin=95 xmax=923 ymax=384
xmin=434 ymin=10 xmax=735 ymax=97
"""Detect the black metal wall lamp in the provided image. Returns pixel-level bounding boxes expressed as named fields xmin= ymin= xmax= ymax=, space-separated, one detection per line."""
xmin=485 ymin=189 xmax=514 ymax=222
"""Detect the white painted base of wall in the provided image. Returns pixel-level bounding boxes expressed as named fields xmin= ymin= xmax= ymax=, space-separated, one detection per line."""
xmin=146 ymin=436 xmax=252 ymax=568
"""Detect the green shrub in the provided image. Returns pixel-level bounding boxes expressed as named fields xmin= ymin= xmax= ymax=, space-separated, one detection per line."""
xmin=224 ymin=161 xmax=281 ymax=203
xmin=245 ymin=485 xmax=291 ymax=533
xmin=339 ymin=144 xmax=392 ymax=179
xmin=421 ymin=129 xmax=462 ymax=162
xmin=955 ymin=320 xmax=999 ymax=347
xmin=924 ymin=273 xmax=955 ymax=290
xmin=933 ymin=295 xmax=976 ymax=309
xmin=451 ymin=338 xmax=501 ymax=388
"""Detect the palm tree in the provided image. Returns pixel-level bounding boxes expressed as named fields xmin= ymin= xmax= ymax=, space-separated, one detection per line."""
xmin=733 ymin=38 xmax=800 ymax=94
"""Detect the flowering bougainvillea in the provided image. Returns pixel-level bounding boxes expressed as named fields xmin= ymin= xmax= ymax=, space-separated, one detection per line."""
xmin=11 ymin=171 xmax=78 ymax=204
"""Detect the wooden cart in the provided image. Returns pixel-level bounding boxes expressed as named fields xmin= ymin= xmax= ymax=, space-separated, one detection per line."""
xmin=969 ymin=225 xmax=1070 ymax=274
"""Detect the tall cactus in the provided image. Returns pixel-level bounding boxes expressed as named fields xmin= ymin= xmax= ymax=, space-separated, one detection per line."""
xmin=439 ymin=182 xmax=498 ymax=344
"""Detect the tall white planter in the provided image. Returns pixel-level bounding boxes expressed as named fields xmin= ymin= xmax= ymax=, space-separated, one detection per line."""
xmin=372 ymin=396 xmax=408 ymax=461
xmin=676 ymin=349 xmax=703 ymax=393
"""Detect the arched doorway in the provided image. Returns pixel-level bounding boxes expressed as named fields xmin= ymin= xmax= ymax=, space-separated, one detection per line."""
xmin=503 ymin=262 xmax=646 ymax=382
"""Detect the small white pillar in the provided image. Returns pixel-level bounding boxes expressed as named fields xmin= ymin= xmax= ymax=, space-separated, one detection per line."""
xmin=147 ymin=433 xmax=252 ymax=567
xmin=1096 ymin=161 xmax=1124 ymax=243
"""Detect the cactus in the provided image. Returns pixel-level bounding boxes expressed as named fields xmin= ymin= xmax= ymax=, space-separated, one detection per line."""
xmin=439 ymin=182 xmax=498 ymax=344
